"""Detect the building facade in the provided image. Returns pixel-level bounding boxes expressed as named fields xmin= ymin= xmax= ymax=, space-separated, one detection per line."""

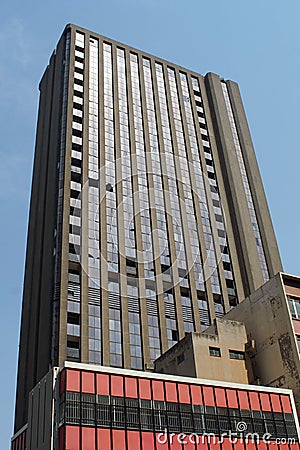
xmin=11 ymin=364 xmax=300 ymax=450
xmin=15 ymin=23 xmax=282 ymax=432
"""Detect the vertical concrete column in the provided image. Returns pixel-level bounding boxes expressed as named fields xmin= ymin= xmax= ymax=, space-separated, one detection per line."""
xmin=226 ymin=80 xmax=282 ymax=277
xmin=205 ymin=72 xmax=264 ymax=294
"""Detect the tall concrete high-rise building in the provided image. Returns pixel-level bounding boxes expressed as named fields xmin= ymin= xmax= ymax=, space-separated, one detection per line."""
xmin=14 ymin=24 xmax=282 ymax=432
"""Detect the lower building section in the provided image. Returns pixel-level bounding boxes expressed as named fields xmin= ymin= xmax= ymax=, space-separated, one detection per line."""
xmin=12 ymin=363 xmax=300 ymax=450
xmin=225 ymin=272 xmax=300 ymax=413
xmin=59 ymin=427 xmax=300 ymax=450
xmin=11 ymin=425 xmax=27 ymax=450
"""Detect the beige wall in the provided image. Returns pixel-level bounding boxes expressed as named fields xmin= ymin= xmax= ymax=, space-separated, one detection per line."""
xmin=225 ymin=273 xmax=300 ymax=413
xmin=199 ymin=319 xmax=253 ymax=383
xmin=155 ymin=318 xmax=252 ymax=384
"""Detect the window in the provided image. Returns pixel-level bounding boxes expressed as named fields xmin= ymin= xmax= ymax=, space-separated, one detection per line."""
xmin=288 ymin=295 xmax=300 ymax=319
xmin=66 ymin=339 xmax=80 ymax=360
xmin=209 ymin=347 xmax=221 ymax=357
xmin=177 ymin=353 xmax=185 ymax=364
xmin=65 ymin=392 xmax=80 ymax=424
xmin=296 ymin=336 xmax=300 ymax=352
xmin=81 ymin=394 xmax=95 ymax=425
xmin=126 ymin=398 xmax=139 ymax=429
xmin=140 ymin=399 xmax=153 ymax=430
xmin=96 ymin=395 xmax=110 ymax=427
xmin=111 ymin=397 xmax=125 ymax=428
xmin=167 ymin=402 xmax=180 ymax=432
xmin=229 ymin=350 xmax=245 ymax=360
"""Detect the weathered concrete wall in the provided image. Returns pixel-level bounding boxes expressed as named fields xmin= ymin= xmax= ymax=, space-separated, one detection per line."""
xmin=199 ymin=319 xmax=253 ymax=384
xmin=154 ymin=319 xmax=252 ymax=384
xmin=225 ymin=273 xmax=300 ymax=413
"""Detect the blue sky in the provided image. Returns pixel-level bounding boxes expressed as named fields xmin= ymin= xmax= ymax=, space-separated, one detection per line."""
xmin=1 ymin=0 xmax=300 ymax=447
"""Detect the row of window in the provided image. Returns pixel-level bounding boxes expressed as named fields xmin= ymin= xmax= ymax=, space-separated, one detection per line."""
xmin=66 ymin=32 xmax=85 ymax=362
xmin=209 ymin=347 xmax=245 ymax=360
xmin=60 ymin=393 xmax=298 ymax=439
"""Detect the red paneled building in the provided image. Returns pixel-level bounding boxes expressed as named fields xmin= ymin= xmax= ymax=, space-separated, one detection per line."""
xmin=12 ymin=363 xmax=300 ymax=450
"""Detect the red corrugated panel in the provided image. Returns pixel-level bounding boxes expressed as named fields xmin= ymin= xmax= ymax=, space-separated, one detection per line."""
xmin=60 ymin=369 xmax=66 ymax=395
xmin=221 ymin=437 xmax=232 ymax=450
xmin=96 ymin=374 xmax=109 ymax=395
xmin=169 ymin=434 xmax=183 ymax=449
xmin=279 ymin=443 xmax=289 ymax=450
xmin=65 ymin=426 xmax=80 ymax=450
xmin=203 ymin=386 xmax=215 ymax=406
xmin=139 ymin=378 xmax=151 ymax=400
xmin=97 ymin=428 xmax=111 ymax=450
xmin=260 ymin=393 xmax=271 ymax=411
xmin=238 ymin=391 xmax=250 ymax=410
xmin=82 ymin=427 xmax=95 ymax=450
xmin=155 ymin=432 xmax=169 ymax=449
xmin=142 ymin=431 xmax=154 ymax=449
xmin=22 ymin=432 xmax=26 ymax=450
xmin=196 ymin=435 xmax=209 ymax=450
xmin=125 ymin=377 xmax=138 ymax=398
xmin=289 ymin=443 xmax=300 ymax=450
xmin=215 ymin=388 xmax=227 ymax=407
xmin=270 ymin=394 xmax=282 ymax=412
xmin=66 ymin=370 xmax=80 ymax=392
xmin=112 ymin=430 xmax=126 ymax=450
xmin=111 ymin=375 xmax=124 ymax=397
xmin=241 ymin=441 xmax=256 ymax=450
xmin=165 ymin=382 xmax=178 ymax=402
xmin=280 ymin=395 xmax=292 ymax=413
xmin=249 ymin=391 xmax=260 ymax=410
xmin=210 ymin=441 xmax=221 ymax=450
xmin=256 ymin=440 xmax=268 ymax=450
xmin=152 ymin=380 xmax=164 ymax=401
xmin=178 ymin=383 xmax=191 ymax=404
xmin=127 ymin=431 xmax=141 ymax=449
xmin=232 ymin=441 xmax=245 ymax=450
xmin=191 ymin=385 xmax=203 ymax=405
xmin=58 ymin=427 xmax=66 ymax=450
xmin=82 ymin=371 xmax=95 ymax=394
xmin=226 ymin=389 xmax=238 ymax=408
xmin=184 ymin=437 xmax=197 ymax=450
